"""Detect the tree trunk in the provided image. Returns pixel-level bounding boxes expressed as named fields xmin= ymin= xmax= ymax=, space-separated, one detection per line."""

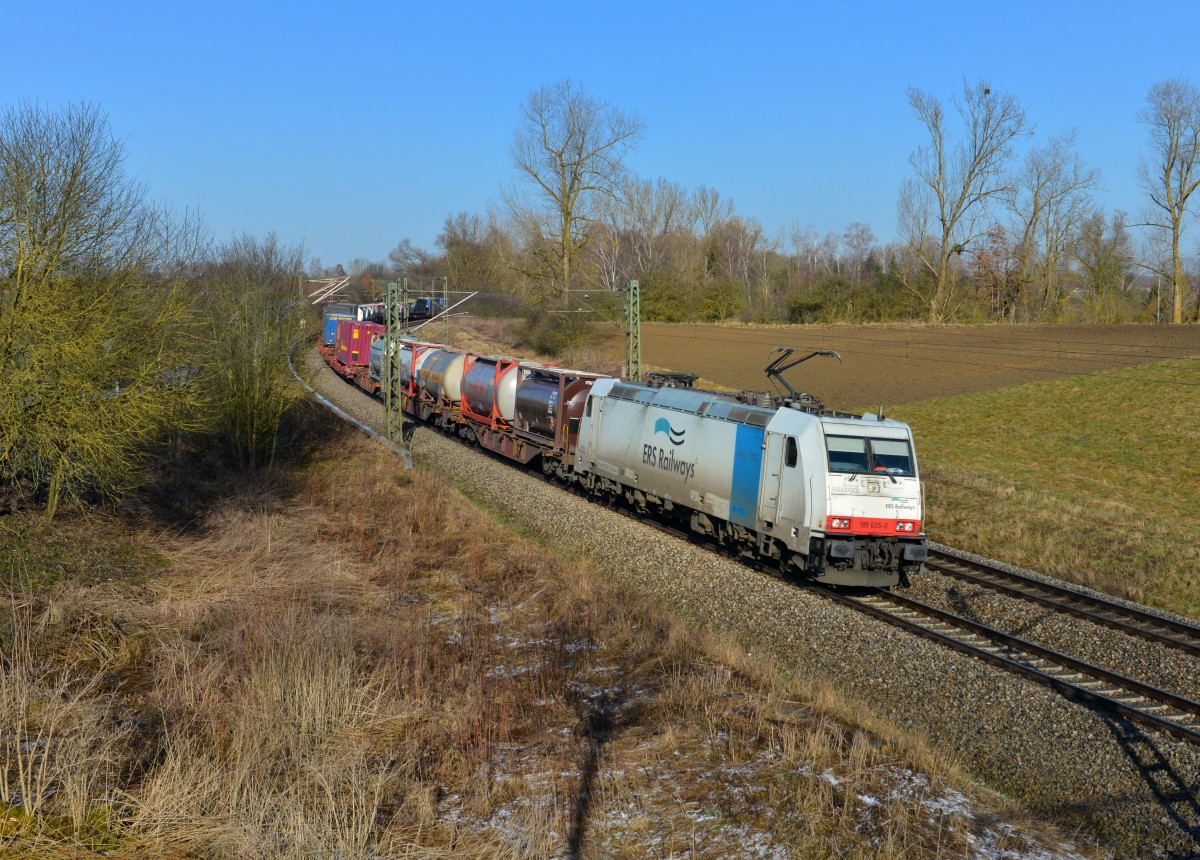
xmin=1173 ymin=238 xmax=1184 ymax=324
xmin=45 ymin=458 xmax=64 ymax=520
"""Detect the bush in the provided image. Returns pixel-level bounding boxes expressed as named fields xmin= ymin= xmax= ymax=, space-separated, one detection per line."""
xmin=699 ymin=279 xmax=747 ymax=322
xmin=518 ymin=311 xmax=594 ymax=356
xmin=639 ymin=272 xmax=695 ymax=322
xmin=787 ymin=277 xmax=928 ymax=324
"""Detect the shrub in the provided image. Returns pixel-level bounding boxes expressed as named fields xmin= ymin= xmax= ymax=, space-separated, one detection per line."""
xmin=517 ymin=311 xmax=594 ymax=356
xmin=699 ymin=279 xmax=747 ymax=322
xmin=639 ymin=272 xmax=695 ymax=322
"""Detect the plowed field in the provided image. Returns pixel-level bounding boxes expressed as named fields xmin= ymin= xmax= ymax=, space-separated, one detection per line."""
xmin=603 ymin=323 xmax=1200 ymax=410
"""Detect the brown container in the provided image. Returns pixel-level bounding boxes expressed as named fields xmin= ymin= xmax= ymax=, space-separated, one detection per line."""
xmin=514 ymin=365 xmax=606 ymax=449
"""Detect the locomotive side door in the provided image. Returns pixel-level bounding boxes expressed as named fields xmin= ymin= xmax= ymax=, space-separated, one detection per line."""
xmin=577 ymin=393 xmax=600 ymax=468
xmin=760 ymin=432 xmax=805 ymax=530
xmin=758 ymin=431 xmax=786 ymax=526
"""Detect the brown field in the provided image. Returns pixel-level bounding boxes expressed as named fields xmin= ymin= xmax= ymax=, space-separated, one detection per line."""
xmin=591 ymin=322 xmax=1200 ymax=410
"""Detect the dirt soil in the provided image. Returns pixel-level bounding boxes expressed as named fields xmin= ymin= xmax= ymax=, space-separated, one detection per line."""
xmin=593 ymin=322 xmax=1200 ymax=410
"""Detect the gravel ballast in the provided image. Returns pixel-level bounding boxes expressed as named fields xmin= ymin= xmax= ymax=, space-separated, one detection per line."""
xmin=303 ymin=352 xmax=1200 ymax=859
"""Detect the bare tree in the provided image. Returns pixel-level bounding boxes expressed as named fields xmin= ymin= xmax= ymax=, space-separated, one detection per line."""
xmin=1006 ymin=132 xmax=1099 ymax=320
xmin=387 ymin=238 xmax=430 ymax=277
xmin=585 ymin=175 xmax=695 ymax=292
xmin=1074 ymin=211 xmax=1137 ymax=319
xmin=584 ymin=221 xmax=624 ymax=293
xmin=970 ymin=223 xmax=1015 ymax=317
xmin=506 ymin=79 xmax=644 ymax=304
xmin=692 ymin=185 xmax=734 ymax=278
xmin=714 ymin=216 xmax=775 ymax=309
xmin=619 ymin=176 xmax=692 ymax=276
xmin=0 ymin=101 xmax=207 ymax=517
xmin=841 ymin=222 xmax=877 ymax=283
xmin=692 ymin=185 xmax=733 ymax=236
xmin=898 ymin=79 xmax=1029 ymax=321
xmin=437 ymin=211 xmax=502 ymax=290
xmin=1138 ymin=78 xmax=1200 ymax=324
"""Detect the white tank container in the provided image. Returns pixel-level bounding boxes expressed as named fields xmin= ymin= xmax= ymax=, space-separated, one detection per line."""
xmin=462 ymin=357 xmax=519 ymax=421
xmin=419 ymin=349 xmax=465 ymax=402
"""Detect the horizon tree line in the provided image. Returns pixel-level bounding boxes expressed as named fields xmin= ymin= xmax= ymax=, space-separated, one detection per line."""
xmin=0 ymin=82 xmax=1195 ymax=518
xmin=337 ymin=76 xmax=1199 ymax=326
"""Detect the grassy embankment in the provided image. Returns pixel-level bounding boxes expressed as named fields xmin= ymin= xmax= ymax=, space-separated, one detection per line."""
xmin=0 ymin=408 xmax=1097 ymax=858
xmin=890 ymin=356 xmax=1200 ymax=618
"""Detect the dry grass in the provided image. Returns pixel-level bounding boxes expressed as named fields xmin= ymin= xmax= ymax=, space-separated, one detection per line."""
xmin=0 ymin=432 xmax=1106 ymax=858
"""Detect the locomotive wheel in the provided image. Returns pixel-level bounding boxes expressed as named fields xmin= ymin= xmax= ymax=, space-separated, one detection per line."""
xmin=777 ymin=549 xmax=795 ymax=578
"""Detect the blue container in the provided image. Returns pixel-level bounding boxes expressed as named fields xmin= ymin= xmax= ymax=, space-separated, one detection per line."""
xmin=321 ymin=303 xmax=354 ymax=347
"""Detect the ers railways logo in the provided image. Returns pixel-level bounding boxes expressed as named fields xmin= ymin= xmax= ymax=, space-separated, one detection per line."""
xmin=642 ymin=418 xmax=697 ymax=482
xmin=654 ymin=417 xmax=686 ymax=445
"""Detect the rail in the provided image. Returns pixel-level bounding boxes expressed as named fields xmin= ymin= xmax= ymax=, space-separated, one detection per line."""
xmin=304 ymin=345 xmax=1200 ymax=745
xmin=288 ymin=349 xmax=413 ymax=469
xmin=810 ymin=584 xmax=1200 ymax=745
xmin=926 ymin=549 xmax=1200 ymax=657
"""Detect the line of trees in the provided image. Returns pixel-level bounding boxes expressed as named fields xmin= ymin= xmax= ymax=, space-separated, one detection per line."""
xmin=7 ymin=77 xmax=1192 ymax=515
xmin=342 ymin=76 xmax=1200 ymax=327
xmin=0 ymin=101 xmax=308 ymax=518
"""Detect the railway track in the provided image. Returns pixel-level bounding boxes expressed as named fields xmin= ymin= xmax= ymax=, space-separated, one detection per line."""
xmin=426 ymin=430 xmax=1200 ymax=747
xmin=578 ymin=501 xmax=1200 ymax=746
xmin=593 ymin=499 xmax=1200 ymax=746
xmin=811 ymin=585 xmax=1200 ymax=745
xmin=926 ymin=549 xmax=1200 ymax=657
xmin=306 ymin=353 xmax=1200 ymax=747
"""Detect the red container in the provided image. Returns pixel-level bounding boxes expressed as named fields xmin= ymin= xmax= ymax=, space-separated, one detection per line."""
xmin=335 ymin=320 xmax=385 ymax=368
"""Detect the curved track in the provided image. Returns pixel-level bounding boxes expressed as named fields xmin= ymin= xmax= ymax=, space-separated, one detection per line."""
xmin=537 ymin=480 xmax=1200 ymax=748
xmin=306 ymin=351 xmax=1200 ymax=747
xmin=572 ymin=490 xmax=1200 ymax=746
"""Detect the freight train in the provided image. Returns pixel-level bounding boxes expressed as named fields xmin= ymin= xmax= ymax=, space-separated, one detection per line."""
xmin=318 ymin=305 xmax=927 ymax=587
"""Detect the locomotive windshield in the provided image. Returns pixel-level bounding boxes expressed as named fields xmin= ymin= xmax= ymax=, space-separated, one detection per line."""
xmin=825 ymin=435 xmax=915 ymax=477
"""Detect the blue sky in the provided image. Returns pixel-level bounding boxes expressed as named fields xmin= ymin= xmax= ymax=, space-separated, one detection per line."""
xmin=6 ymin=1 xmax=1197 ymax=268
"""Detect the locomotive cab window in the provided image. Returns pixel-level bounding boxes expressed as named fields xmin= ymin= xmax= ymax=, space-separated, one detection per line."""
xmin=870 ymin=438 xmax=915 ymax=476
xmin=825 ymin=435 xmax=914 ymax=477
xmin=585 ymin=395 xmax=593 ymax=417
xmin=784 ymin=436 xmax=798 ymax=468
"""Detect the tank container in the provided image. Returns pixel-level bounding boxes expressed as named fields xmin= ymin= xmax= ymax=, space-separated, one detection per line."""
xmin=463 ymin=358 xmax=518 ymax=421
xmin=515 ymin=372 xmax=596 ymax=440
xmin=419 ymin=349 xmax=466 ymax=402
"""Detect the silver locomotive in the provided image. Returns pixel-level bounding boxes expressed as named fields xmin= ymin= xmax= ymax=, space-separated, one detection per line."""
xmin=573 ymin=374 xmax=926 ymax=587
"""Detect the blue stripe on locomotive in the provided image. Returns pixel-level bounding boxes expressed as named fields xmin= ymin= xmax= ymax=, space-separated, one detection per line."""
xmin=729 ymin=424 xmax=764 ymax=527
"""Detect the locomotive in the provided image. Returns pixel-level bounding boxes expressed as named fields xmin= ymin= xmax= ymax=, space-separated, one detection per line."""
xmin=319 ymin=305 xmax=926 ymax=587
